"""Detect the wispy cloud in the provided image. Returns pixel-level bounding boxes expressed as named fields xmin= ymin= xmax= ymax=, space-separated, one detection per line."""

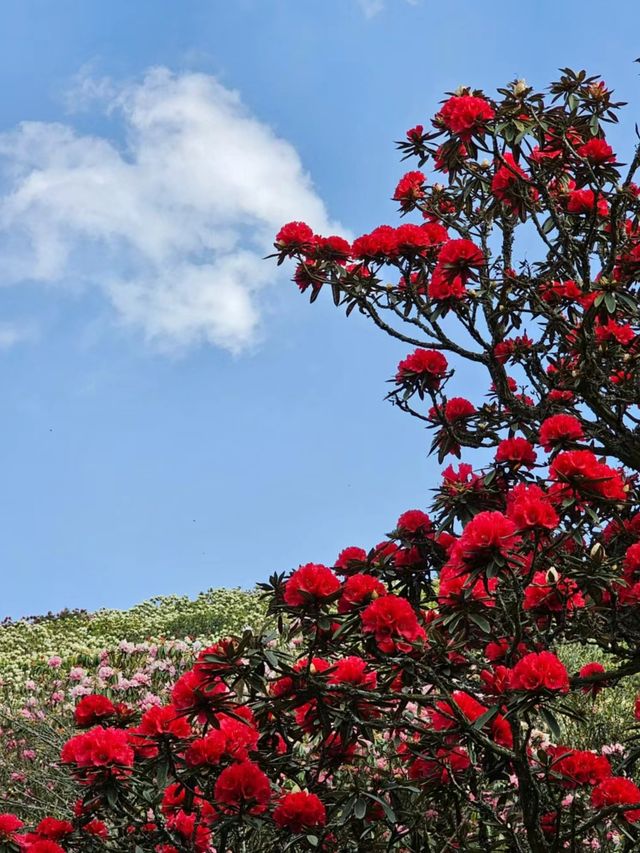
xmin=0 ymin=69 xmax=340 ymax=353
xmin=0 ymin=322 xmax=36 ymax=349
xmin=357 ymin=0 xmax=420 ymax=18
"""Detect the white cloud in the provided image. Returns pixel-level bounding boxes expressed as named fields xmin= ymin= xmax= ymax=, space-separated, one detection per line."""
xmin=0 ymin=69 xmax=340 ymax=353
xmin=357 ymin=0 xmax=420 ymax=16
xmin=357 ymin=0 xmax=385 ymax=16
xmin=0 ymin=322 xmax=35 ymax=349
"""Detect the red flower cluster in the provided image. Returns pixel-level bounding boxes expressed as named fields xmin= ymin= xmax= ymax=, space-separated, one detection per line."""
xmin=273 ymin=791 xmax=326 ymax=832
xmin=506 ymin=483 xmax=558 ymax=531
xmin=284 ymin=563 xmax=341 ymax=607
xmin=577 ymin=137 xmax=616 ymax=164
xmin=453 ymin=511 xmax=519 ymax=565
xmin=591 ymin=777 xmax=640 ymax=823
xmin=510 ymin=651 xmax=569 ymax=693
xmin=409 ymin=746 xmax=471 ymax=784
xmin=523 ymin=571 xmax=585 ymax=613
xmin=396 ymin=509 xmax=433 ymax=535
xmin=549 ymin=450 xmax=627 ymax=502
xmin=61 ymin=726 xmax=134 ymax=781
xmin=396 ymin=348 xmax=448 ymax=389
xmin=547 ymin=746 xmax=611 ymax=788
xmin=361 ymin=594 xmax=425 ymax=653
xmin=275 ymin=221 xmax=314 ymax=253
xmin=214 ymin=760 xmax=271 ymax=815
xmin=437 ymin=239 xmax=485 ymax=282
xmin=539 ymin=414 xmax=584 ymax=451
xmin=73 ymin=693 xmax=118 ymax=728
xmin=436 ymin=95 xmax=495 ymax=139
xmin=338 ymin=573 xmax=386 ymax=612
xmin=491 ymin=153 xmax=537 ymax=214
xmin=393 ymin=170 xmax=426 ymax=209
xmin=495 ymin=436 xmax=537 ymax=468
xmin=334 ymin=545 xmax=368 ymax=574
xmin=0 ymin=813 xmax=23 ymax=840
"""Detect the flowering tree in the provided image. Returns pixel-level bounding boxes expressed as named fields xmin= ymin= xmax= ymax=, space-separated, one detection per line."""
xmin=5 ymin=69 xmax=640 ymax=852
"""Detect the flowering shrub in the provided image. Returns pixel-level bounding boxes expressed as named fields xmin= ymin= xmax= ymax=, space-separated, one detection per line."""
xmin=8 ymin=69 xmax=640 ymax=851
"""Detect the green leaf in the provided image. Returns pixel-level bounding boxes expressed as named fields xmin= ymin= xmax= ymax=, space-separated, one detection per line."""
xmin=539 ymin=706 xmax=561 ymax=741
xmin=363 ymin=791 xmax=397 ymax=823
xmin=354 ymin=797 xmax=367 ymax=820
xmin=604 ymin=292 xmax=617 ymax=313
xmin=472 ymin=705 xmax=499 ymax=731
xmin=468 ymin=613 xmax=491 ymax=633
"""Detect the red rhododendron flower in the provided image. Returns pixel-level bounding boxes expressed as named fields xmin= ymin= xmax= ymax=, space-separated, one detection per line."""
xmin=595 ymin=318 xmax=636 ymax=346
xmin=433 ymin=397 xmax=476 ymax=423
xmin=454 ymin=511 xmax=520 ymax=565
xmin=74 ymin=694 xmax=117 ymax=728
xmin=352 ymin=225 xmax=400 ymax=260
xmin=578 ymin=662 xmax=607 ymax=697
xmin=361 ymin=594 xmax=425 ymax=653
xmin=137 ymin=704 xmax=192 ymax=739
xmin=506 ymin=483 xmax=559 ymax=531
xmin=313 ymin=234 xmax=352 ymax=261
xmin=338 ymin=573 xmax=386 ymax=612
xmin=214 ymin=761 xmax=271 ymax=815
xmin=171 ymin=668 xmax=229 ymax=717
xmin=540 ymin=278 xmax=583 ymax=304
xmin=283 ymin=563 xmax=341 ymax=607
xmin=441 ymin=463 xmax=482 ymax=496
xmin=591 ymin=777 xmax=640 ymax=822
xmin=393 ymin=170 xmax=426 ymax=209
xmin=275 ymin=221 xmax=314 ymax=253
xmin=550 ymin=450 xmax=627 ymax=502
xmin=628 ymin=544 xmax=640 ymax=581
xmin=491 ymin=153 xmax=538 ymax=213
xmin=431 ymin=690 xmax=487 ymax=730
xmin=437 ymin=564 xmax=498 ymax=608
xmin=406 ymin=124 xmax=425 ymax=144
xmin=273 ymin=791 xmax=326 ymax=833
xmin=83 ymin=819 xmax=108 ymax=838
xmin=510 ymin=651 xmax=569 ymax=693
xmin=480 ymin=665 xmax=512 ymax=695
xmin=566 ymin=188 xmax=609 ymax=216
xmin=334 ymin=546 xmax=368 ymax=574
xmin=428 ymin=265 xmax=467 ymax=300
xmin=168 ymin=810 xmax=213 ymax=852
xmin=495 ymin=436 xmax=537 ymax=468
xmin=185 ymin=729 xmax=227 ymax=767
xmin=547 ymin=746 xmax=612 ymax=788
xmin=327 ymin=656 xmax=377 ymax=690
xmin=409 ymin=746 xmax=471 ymax=784
xmin=523 ymin=570 xmax=585 ymax=613
xmin=396 ymin=348 xmax=448 ymax=388
xmin=437 ymin=239 xmax=485 ymax=281
xmin=396 ymin=509 xmax=433 ymax=536
xmin=577 ymin=138 xmax=616 ymax=164
xmin=33 ymin=818 xmax=74 ymax=841
xmin=421 ymin=221 xmax=449 ymax=245
xmin=539 ymin=414 xmax=584 ymax=451
xmin=61 ymin=726 xmax=135 ymax=781
xmin=0 ymin=814 xmax=23 ymax=839
xmin=24 ymin=842 xmax=67 ymax=853
xmin=395 ymin=223 xmax=433 ymax=254
xmin=436 ymin=95 xmax=495 ymax=139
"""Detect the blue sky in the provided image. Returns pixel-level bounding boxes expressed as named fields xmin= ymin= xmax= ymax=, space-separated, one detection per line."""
xmin=0 ymin=0 xmax=639 ymax=617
